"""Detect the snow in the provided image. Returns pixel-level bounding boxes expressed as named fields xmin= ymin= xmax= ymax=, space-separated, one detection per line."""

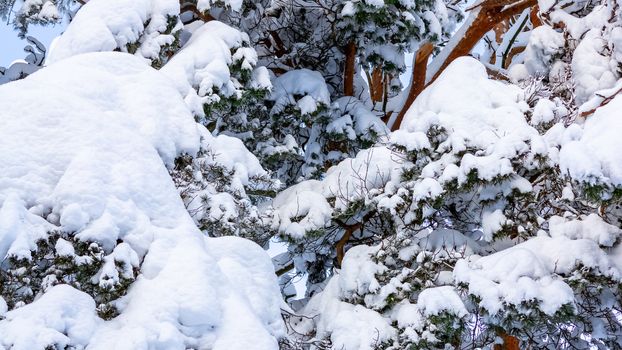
xmin=302 ymin=278 xmax=397 ymax=350
xmin=202 ymin=127 xmax=268 ymax=187
xmin=323 ymin=147 xmax=403 ymax=210
xmin=269 ymin=69 xmax=331 ymax=116
xmin=416 ymin=229 xmax=481 ymax=258
xmin=341 ymin=1 xmax=356 ymax=16
xmin=270 ymin=57 xmax=544 ymax=241
xmin=270 ymin=145 xmax=403 ymax=238
xmin=0 ymin=60 xmax=40 ymax=84
xmin=549 ymin=214 xmax=621 ymax=247
xmin=197 ymin=0 xmax=243 ymax=12
xmin=454 ymin=235 xmax=620 ymax=315
xmin=271 ymin=181 xmax=333 ymax=238
xmin=18 ymin=0 xmax=60 ymax=22
xmin=522 ymin=25 xmax=565 ymax=76
xmin=571 ymin=29 xmax=618 ymax=104
xmin=161 ymin=21 xmax=269 ymax=118
xmin=531 ymin=98 xmax=557 ymax=126
xmin=3 ymin=1 xmax=622 ymax=346
xmin=46 ymin=0 xmax=181 ymax=64
xmin=334 ymin=97 xmax=388 ymax=140
xmin=416 ymin=286 xmax=467 ymax=317
xmin=401 ymin=58 xmax=539 ymax=187
xmin=0 ymin=194 xmax=52 ymax=260
xmin=390 ymin=130 xmax=431 ymax=151
xmin=560 ymin=95 xmax=622 ymax=187
xmin=0 ymin=52 xmax=284 ymax=348
xmin=54 ymin=238 xmax=75 ymax=257
xmin=338 ymin=245 xmax=384 ymax=298
xmin=481 ymin=209 xmax=507 ymax=241
xmin=0 ymin=285 xmax=99 ymax=350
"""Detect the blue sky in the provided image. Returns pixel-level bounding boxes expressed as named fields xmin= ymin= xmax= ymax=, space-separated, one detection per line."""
xmin=1 ymin=21 xmax=64 ymax=67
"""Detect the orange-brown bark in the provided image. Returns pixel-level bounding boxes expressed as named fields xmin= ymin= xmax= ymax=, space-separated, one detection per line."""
xmin=180 ymin=3 xmax=215 ymax=22
xmin=344 ymin=41 xmax=357 ymax=96
xmin=390 ymin=42 xmax=433 ymax=131
xmin=370 ymin=67 xmax=384 ymax=102
xmin=504 ymin=45 xmax=526 ymax=68
xmin=530 ymin=4 xmax=543 ymax=27
xmin=493 ymin=332 xmax=521 ymax=350
xmin=429 ymin=0 xmax=537 ymax=83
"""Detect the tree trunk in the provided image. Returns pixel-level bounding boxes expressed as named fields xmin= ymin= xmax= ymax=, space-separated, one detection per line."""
xmin=493 ymin=332 xmax=521 ymax=350
xmin=344 ymin=41 xmax=357 ymax=96
xmin=390 ymin=42 xmax=433 ymax=131
xmin=370 ymin=67 xmax=384 ymax=102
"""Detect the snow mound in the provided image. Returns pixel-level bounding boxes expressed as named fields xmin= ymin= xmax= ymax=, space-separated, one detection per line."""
xmin=0 ymin=52 xmax=284 ymax=349
xmin=303 ymin=278 xmax=396 ymax=350
xmin=0 ymin=285 xmax=99 ymax=350
xmin=454 ymin=235 xmax=620 ymax=315
xmin=46 ymin=0 xmax=180 ymax=64
xmin=161 ymin=20 xmax=270 ymax=117
xmin=270 ymin=146 xmax=403 ymax=237
xmin=560 ymin=95 xmax=622 ymax=188
xmin=269 ymin=69 xmax=331 ymax=115
xmin=401 ymin=57 xmax=536 ymax=172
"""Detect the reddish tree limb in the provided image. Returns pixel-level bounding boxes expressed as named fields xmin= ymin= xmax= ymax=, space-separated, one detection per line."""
xmin=504 ymin=45 xmax=526 ymax=68
xmin=388 ymin=0 xmax=537 ymax=129
xmin=343 ymin=41 xmax=357 ymax=96
xmin=580 ymin=85 xmax=622 ymax=118
xmin=493 ymin=331 xmax=521 ymax=350
xmin=180 ymin=3 xmax=215 ymax=22
xmin=530 ymin=4 xmax=543 ymax=27
xmin=428 ymin=0 xmax=537 ymax=84
xmin=370 ymin=66 xmax=384 ymax=102
xmin=390 ymin=42 xmax=434 ymax=131
xmin=335 ymin=222 xmax=361 ymax=267
xmin=334 ymin=212 xmax=375 ymax=267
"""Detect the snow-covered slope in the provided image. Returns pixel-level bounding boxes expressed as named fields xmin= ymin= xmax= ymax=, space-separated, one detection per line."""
xmin=0 ymin=52 xmax=284 ymax=349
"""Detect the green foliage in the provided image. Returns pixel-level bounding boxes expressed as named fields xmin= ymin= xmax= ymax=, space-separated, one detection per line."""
xmin=0 ymin=232 xmax=136 ymax=319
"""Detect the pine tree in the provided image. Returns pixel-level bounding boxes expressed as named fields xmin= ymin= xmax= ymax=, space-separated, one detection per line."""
xmin=2 ymin=0 xmax=622 ymax=349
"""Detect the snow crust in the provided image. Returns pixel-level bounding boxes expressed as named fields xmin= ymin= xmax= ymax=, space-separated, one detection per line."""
xmin=0 ymin=285 xmax=99 ymax=350
xmin=454 ymin=234 xmax=620 ymax=315
xmin=271 ymin=146 xmax=402 ymax=238
xmin=303 ymin=278 xmax=397 ymax=350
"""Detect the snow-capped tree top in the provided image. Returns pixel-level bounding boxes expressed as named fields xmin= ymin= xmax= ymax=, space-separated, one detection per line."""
xmin=46 ymin=0 xmax=181 ymax=66
xmin=162 ymin=20 xmax=270 ymax=117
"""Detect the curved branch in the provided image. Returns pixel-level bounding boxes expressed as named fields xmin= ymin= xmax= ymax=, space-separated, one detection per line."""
xmin=390 ymin=42 xmax=434 ymax=131
xmin=428 ymin=0 xmax=536 ymax=83
xmin=390 ymin=0 xmax=537 ymax=128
